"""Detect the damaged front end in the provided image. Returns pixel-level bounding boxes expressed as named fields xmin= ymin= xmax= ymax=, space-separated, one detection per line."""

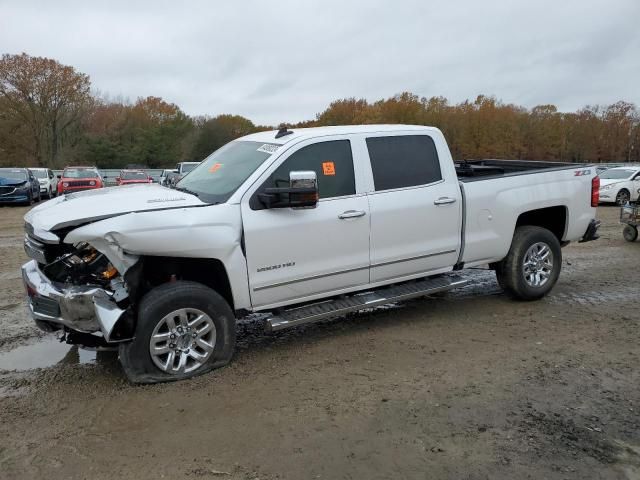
xmin=22 ymin=229 xmax=138 ymax=344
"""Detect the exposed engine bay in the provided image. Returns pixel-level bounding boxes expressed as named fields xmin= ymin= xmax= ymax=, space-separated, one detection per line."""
xmin=42 ymin=242 xmax=119 ymax=287
xmin=22 ymin=233 xmax=137 ymax=345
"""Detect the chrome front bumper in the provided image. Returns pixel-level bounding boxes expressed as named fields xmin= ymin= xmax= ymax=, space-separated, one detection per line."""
xmin=21 ymin=260 xmax=127 ymax=342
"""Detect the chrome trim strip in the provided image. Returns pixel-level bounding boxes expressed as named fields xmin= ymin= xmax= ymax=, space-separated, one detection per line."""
xmin=253 ymin=249 xmax=457 ymax=292
xmin=371 ymin=249 xmax=457 ymax=268
xmin=253 ymin=265 xmax=368 ymax=291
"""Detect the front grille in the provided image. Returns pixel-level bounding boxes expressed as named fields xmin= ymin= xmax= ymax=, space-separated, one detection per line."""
xmin=24 ymin=235 xmax=47 ymax=264
xmin=66 ymin=180 xmax=94 ymax=187
xmin=31 ymin=296 xmax=61 ymax=318
xmin=0 ymin=186 xmax=16 ymax=195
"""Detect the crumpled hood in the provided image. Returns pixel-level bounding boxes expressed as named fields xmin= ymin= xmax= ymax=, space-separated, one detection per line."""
xmin=25 ymin=184 xmax=206 ymax=233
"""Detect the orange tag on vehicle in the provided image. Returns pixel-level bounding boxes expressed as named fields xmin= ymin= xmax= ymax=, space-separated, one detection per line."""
xmin=322 ymin=161 xmax=335 ymax=176
xmin=209 ymin=162 xmax=222 ymax=173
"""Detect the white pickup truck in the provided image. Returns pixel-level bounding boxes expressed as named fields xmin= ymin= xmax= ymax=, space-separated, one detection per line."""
xmin=22 ymin=125 xmax=600 ymax=383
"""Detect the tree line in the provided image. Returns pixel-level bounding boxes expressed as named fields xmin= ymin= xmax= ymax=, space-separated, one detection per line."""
xmin=1 ymin=53 xmax=638 ymax=169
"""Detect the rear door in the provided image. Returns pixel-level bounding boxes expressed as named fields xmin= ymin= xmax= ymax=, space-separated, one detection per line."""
xmin=364 ymin=134 xmax=462 ymax=283
xmin=241 ymin=137 xmax=370 ymax=309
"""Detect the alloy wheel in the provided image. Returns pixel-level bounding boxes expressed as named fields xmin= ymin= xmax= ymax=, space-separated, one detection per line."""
xmin=522 ymin=242 xmax=554 ymax=287
xmin=149 ymin=308 xmax=216 ymax=374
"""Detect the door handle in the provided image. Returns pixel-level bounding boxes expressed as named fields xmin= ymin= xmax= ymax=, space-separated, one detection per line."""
xmin=338 ymin=210 xmax=366 ymax=219
xmin=434 ymin=197 xmax=457 ymax=206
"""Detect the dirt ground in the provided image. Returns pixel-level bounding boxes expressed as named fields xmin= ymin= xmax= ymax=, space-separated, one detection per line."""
xmin=0 ymin=204 xmax=638 ymax=480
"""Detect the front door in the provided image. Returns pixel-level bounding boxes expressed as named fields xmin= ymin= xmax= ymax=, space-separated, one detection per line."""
xmin=241 ymin=138 xmax=370 ymax=309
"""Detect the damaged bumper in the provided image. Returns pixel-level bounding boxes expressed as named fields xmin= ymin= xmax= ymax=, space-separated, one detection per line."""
xmin=21 ymin=259 xmax=129 ymax=342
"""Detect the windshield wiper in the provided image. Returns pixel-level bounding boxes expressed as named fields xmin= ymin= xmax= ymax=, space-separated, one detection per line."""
xmin=174 ymin=186 xmax=200 ymax=198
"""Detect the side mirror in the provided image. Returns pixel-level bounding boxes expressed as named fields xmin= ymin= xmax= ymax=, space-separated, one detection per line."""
xmin=258 ymin=171 xmax=319 ymax=209
xmin=57 ymin=175 xmax=61 ymax=179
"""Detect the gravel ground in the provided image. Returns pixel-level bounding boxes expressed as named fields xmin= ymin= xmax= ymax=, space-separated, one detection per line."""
xmin=0 ymin=204 xmax=638 ymax=479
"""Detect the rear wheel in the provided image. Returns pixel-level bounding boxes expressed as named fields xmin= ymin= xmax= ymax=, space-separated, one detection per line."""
xmin=119 ymin=281 xmax=236 ymax=384
xmin=495 ymin=226 xmax=562 ymax=300
xmin=616 ymin=189 xmax=630 ymax=206
xmin=623 ymin=225 xmax=638 ymax=242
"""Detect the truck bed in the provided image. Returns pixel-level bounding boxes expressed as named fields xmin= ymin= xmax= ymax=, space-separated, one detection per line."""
xmin=455 ymin=159 xmax=588 ymax=182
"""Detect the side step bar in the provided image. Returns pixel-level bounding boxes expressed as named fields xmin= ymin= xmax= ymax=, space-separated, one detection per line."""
xmin=265 ymin=274 xmax=468 ymax=332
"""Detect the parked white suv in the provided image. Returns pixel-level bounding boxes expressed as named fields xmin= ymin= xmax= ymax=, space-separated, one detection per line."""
xmin=29 ymin=168 xmax=58 ymax=199
xmin=22 ymin=125 xmax=600 ymax=383
xmin=598 ymin=166 xmax=640 ymax=205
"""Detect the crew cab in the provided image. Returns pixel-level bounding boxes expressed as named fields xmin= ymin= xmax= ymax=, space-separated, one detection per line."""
xmin=57 ymin=166 xmax=103 ymax=195
xmin=597 ymin=166 xmax=640 ymax=205
xmin=116 ymin=170 xmax=153 ymax=186
xmin=22 ymin=125 xmax=600 ymax=383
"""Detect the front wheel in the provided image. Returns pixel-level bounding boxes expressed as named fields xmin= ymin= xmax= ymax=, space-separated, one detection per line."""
xmin=495 ymin=226 xmax=562 ymax=300
xmin=623 ymin=225 xmax=638 ymax=242
xmin=119 ymin=281 xmax=236 ymax=384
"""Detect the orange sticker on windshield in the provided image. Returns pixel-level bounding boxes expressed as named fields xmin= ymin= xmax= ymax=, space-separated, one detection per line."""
xmin=209 ymin=162 xmax=222 ymax=173
xmin=322 ymin=161 xmax=335 ymax=176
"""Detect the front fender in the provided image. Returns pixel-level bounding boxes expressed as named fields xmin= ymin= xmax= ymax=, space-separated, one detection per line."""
xmin=64 ymin=203 xmax=251 ymax=310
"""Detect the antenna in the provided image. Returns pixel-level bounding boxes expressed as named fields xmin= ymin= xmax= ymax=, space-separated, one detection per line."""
xmin=275 ymin=126 xmax=294 ymax=139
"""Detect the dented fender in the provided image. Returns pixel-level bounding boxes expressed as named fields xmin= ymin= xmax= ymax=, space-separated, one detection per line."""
xmin=63 ymin=203 xmax=251 ymax=310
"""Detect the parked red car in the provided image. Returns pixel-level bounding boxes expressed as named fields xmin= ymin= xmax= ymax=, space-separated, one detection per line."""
xmin=57 ymin=167 xmax=104 ymax=195
xmin=115 ymin=170 xmax=153 ymax=186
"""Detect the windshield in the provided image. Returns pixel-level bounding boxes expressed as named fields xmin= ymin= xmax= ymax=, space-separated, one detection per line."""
xmin=121 ymin=171 xmax=148 ymax=180
xmin=176 ymin=141 xmax=280 ymax=204
xmin=31 ymin=170 xmax=48 ymax=179
xmin=0 ymin=169 xmax=27 ymax=181
xmin=63 ymin=168 xmax=99 ymax=179
xmin=599 ymin=169 xmax=636 ymax=180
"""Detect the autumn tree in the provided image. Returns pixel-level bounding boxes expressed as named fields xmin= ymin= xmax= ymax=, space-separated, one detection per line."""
xmin=189 ymin=114 xmax=257 ymax=160
xmin=78 ymin=96 xmax=194 ymax=168
xmin=0 ymin=53 xmax=91 ymax=167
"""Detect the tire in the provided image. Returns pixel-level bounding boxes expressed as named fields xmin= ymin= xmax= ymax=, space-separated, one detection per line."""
xmin=623 ymin=225 xmax=638 ymax=242
xmin=119 ymin=281 xmax=236 ymax=384
xmin=616 ymin=189 xmax=630 ymax=206
xmin=495 ymin=226 xmax=562 ymax=301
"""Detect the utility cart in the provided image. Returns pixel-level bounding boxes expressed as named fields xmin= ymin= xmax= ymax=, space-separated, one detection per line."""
xmin=621 ymin=203 xmax=640 ymax=242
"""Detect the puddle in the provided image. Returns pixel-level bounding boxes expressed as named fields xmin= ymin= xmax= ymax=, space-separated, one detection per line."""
xmin=0 ymin=335 xmax=118 ymax=372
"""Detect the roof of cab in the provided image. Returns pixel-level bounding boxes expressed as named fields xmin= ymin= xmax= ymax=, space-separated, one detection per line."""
xmin=239 ymin=124 xmax=440 ymax=145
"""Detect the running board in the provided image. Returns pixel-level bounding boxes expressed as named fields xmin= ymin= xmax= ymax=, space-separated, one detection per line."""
xmin=265 ymin=275 xmax=468 ymax=332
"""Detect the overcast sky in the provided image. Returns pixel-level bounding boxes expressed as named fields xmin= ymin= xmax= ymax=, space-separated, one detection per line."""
xmin=1 ymin=0 xmax=638 ymax=125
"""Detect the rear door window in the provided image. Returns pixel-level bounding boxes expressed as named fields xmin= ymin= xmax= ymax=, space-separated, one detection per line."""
xmin=366 ymin=135 xmax=442 ymax=191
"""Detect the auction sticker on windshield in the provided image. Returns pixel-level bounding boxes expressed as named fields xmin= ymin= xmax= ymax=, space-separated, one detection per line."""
xmin=257 ymin=144 xmax=280 ymax=154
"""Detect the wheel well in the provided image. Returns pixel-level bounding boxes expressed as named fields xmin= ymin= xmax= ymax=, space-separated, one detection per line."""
xmin=515 ymin=206 xmax=567 ymax=241
xmin=140 ymin=256 xmax=234 ymax=310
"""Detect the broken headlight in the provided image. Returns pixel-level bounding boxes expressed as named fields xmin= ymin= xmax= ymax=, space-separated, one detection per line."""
xmin=43 ymin=242 xmax=119 ymax=286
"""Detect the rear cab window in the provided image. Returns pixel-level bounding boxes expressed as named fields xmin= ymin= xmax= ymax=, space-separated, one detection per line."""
xmin=365 ymin=135 xmax=442 ymax=191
